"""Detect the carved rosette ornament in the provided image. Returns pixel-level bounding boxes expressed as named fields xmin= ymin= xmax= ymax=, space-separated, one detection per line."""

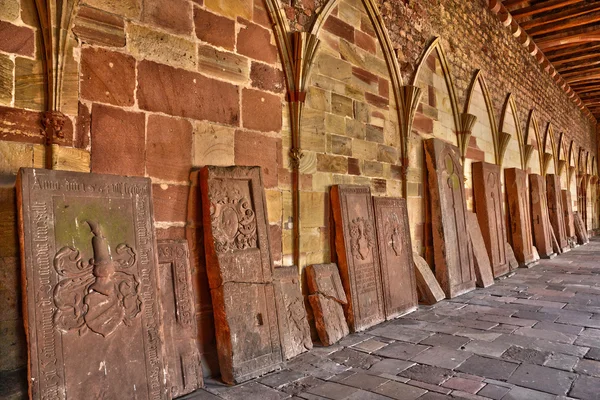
xmin=208 ymin=180 xmax=257 ymax=253
xmin=349 ymin=217 xmax=375 ymax=261
xmin=53 ymin=221 xmax=141 ymax=337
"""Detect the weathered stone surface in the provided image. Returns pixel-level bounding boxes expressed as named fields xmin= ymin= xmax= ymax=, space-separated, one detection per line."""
xmin=250 ymin=62 xmax=284 ymax=93
xmin=80 ymin=47 xmax=136 ymax=106
xmin=81 ymin=0 xmax=141 ymax=19
xmin=17 ymin=168 xmax=167 ymax=399
xmin=0 ymin=21 xmax=34 ymax=57
xmin=14 ymin=56 xmax=45 ymax=111
xmin=546 ymin=174 xmax=569 ymax=253
xmin=0 ymin=0 xmax=20 ymax=21
xmin=561 ymin=190 xmax=575 ymax=239
xmin=237 ymin=19 xmax=278 ymax=64
xmin=529 ymin=174 xmax=555 ymax=259
xmin=200 ymin=166 xmax=282 ymax=384
xmin=0 ymin=106 xmax=49 ymax=145
xmin=234 ymin=130 xmax=280 ymax=188
xmin=157 ymin=240 xmax=204 ymax=397
xmin=467 ymin=212 xmax=495 ymax=288
xmin=194 ymin=7 xmax=235 ymax=50
xmin=0 ymin=187 xmax=18 ymax=258
xmin=242 ymin=89 xmax=282 ymax=132
xmin=198 ymin=44 xmax=249 ymax=83
xmin=330 ymin=185 xmax=385 ymax=332
xmin=306 ymin=263 xmax=347 ymax=304
xmin=373 ymin=196 xmax=418 ymax=319
xmin=573 ymin=211 xmax=589 ymax=245
xmin=273 ymin=266 xmax=312 ymax=360
xmin=506 ymin=242 xmax=519 ymax=271
xmin=193 ymin=121 xmax=236 ymax=167
xmin=424 ymin=138 xmax=475 ymax=298
xmin=72 ymin=5 xmax=126 ymax=47
xmin=472 ymin=162 xmax=509 ymax=278
xmin=505 ymin=168 xmax=536 ymax=267
xmin=508 ymin=364 xmax=576 ymax=395
xmin=127 ymin=23 xmax=196 ymax=70
xmin=0 ymin=53 xmax=13 ymax=106
xmin=49 ymin=145 xmax=91 ymax=172
xmin=141 ymin=0 xmax=192 ymax=34
xmin=413 ymin=253 xmax=445 ymax=305
xmin=308 ymin=293 xmax=349 ymax=346
xmin=146 ymin=114 xmax=193 ymax=182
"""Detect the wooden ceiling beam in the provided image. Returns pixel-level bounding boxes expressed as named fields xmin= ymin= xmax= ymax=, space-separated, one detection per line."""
xmin=521 ymin=3 xmax=600 ymax=30
xmin=537 ymin=30 xmax=600 ymax=51
xmin=564 ymin=72 xmax=600 ymax=84
xmin=510 ymin=0 xmax=584 ymax=19
xmin=551 ymin=49 xmax=600 ymax=66
xmin=529 ymin=11 xmax=600 ymax=37
xmin=502 ymin=0 xmax=532 ymax=9
xmin=546 ymin=42 xmax=600 ymax=60
xmin=557 ymin=60 xmax=600 ymax=74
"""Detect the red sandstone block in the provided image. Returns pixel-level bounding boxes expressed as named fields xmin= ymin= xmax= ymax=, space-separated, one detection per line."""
xmin=348 ymin=158 xmax=361 ymax=175
xmin=72 ymin=5 xmax=126 ymax=47
xmin=90 ymin=104 xmax=145 ymax=176
xmin=323 ymin=15 xmax=354 ymax=43
xmin=156 ymin=227 xmax=186 ymax=240
xmin=360 ymin=15 xmax=376 ymax=37
xmin=413 ymin=114 xmax=433 ymax=134
xmin=75 ymin=102 xmax=90 ymax=149
xmin=352 ymin=66 xmax=378 ymax=86
xmin=355 ymin=30 xmax=376 ymax=54
xmin=242 ymin=88 xmax=282 ymax=132
xmin=365 ymin=92 xmax=389 ymax=110
xmin=237 ymin=18 xmax=278 ymax=64
xmin=0 ymin=21 xmax=34 ymax=57
xmin=0 ymin=105 xmax=72 ymax=145
xmin=466 ymin=147 xmax=485 ymax=162
xmin=234 ymin=129 xmax=280 ymax=188
xmin=80 ymin=47 xmax=136 ymax=106
xmin=152 ymin=183 xmax=189 ymax=224
xmin=137 ymin=60 xmax=240 ymax=126
xmin=194 ymin=7 xmax=235 ymax=50
xmin=253 ymin=1 xmax=270 ymax=27
xmin=146 ymin=114 xmax=193 ymax=182
xmin=379 ymin=78 xmax=389 ymax=99
xmin=270 ymin=224 xmax=282 ymax=264
xmin=142 ymin=0 xmax=192 ymax=34
xmin=250 ymin=62 xmax=285 ymax=93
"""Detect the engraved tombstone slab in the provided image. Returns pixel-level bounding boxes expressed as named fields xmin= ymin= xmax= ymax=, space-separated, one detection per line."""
xmin=546 ymin=174 xmax=569 ymax=252
xmin=529 ymin=174 xmax=555 ymax=259
xmin=574 ymin=211 xmax=589 ymax=245
xmin=505 ymin=168 xmax=536 ymax=267
xmin=16 ymin=168 xmax=167 ymax=400
xmin=424 ymin=138 xmax=475 ymax=298
xmin=157 ymin=240 xmax=203 ymax=397
xmin=273 ymin=266 xmax=312 ymax=360
xmin=561 ymin=190 xmax=575 ymax=239
xmin=330 ymin=185 xmax=385 ymax=332
xmin=472 ymin=162 xmax=509 ymax=278
xmin=200 ymin=166 xmax=282 ymax=384
xmin=372 ymin=197 xmax=417 ymax=319
xmin=467 ymin=212 xmax=495 ymax=288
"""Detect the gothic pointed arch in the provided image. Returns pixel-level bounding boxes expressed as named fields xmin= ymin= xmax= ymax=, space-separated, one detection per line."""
xmin=526 ymin=110 xmax=543 ymax=174
xmin=498 ymin=94 xmax=525 ymax=169
xmin=542 ymin=123 xmax=557 ymax=176
xmin=464 ymin=70 xmax=498 ymax=163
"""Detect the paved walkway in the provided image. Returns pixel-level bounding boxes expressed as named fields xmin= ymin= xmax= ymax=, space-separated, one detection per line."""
xmin=185 ymin=239 xmax=600 ymax=400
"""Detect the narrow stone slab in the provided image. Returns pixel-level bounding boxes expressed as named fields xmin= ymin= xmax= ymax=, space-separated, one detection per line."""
xmin=561 ymin=190 xmax=575 ymax=239
xmin=574 ymin=211 xmax=589 ymax=245
xmin=424 ymin=138 xmax=475 ymax=298
xmin=529 ymin=174 xmax=555 ymax=259
xmin=273 ymin=266 xmax=313 ymax=359
xmin=330 ymin=185 xmax=385 ymax=331
xmin=372 ymin=196 xmax=418 ymax=319
xmin=467 ymin=212 xmax=495 ymax=287
xmin=308 ymin=293 xmax=349 ymax=346
xmin=200 ymin=166 xmax=282 ymax=384
xmin=505 ymin=168 xmax=536 ymax=267
xmin=413 ymin=253 xmax=445 ymax=305
xmin=16 ymin=168 xmax=167 ymax=399
xmin=546 ymin=174 xmax=569 ymax=253
xmin=306 ymin=263 xmax=347 ymax=304
xmin=472 ymin=162 xmax=509 ymax=278
xmin=157 ymin=240 xmax=203 ymax=397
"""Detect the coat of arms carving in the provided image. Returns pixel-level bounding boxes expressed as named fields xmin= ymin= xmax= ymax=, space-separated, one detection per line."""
xmin=349 ymin=217 xmax=374 ymax=261
xmin=385 ymin=212 xmax=403 ymax=256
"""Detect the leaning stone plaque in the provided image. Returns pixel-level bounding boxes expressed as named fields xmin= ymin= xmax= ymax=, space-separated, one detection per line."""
xmin=157 ymin=240 xmax=203 ymax=397
xmin=200 ymin=166 xmax=282 ymax=384
xmin=330 ymin=185 xmax=385 ymax=332
xmin=505 ymin=168 xmax=536 ymax=267
xmin=472 ymin=162 xmax=509 ymax=278
xmin=529 ymin=174 xmax=555 ymax=259
xmin=424 ymin=138 xmax=475 ymax=298
xmin=16 ymin=168 xmax=167 ymax=400
xmin=306 ymin=263 xmax=347 ymax=305
xmin=467 ymin=212 xmax=494 ymax=288
xmin=413 ymin=253 xmax=445 ymax=305
xmin=373 ymin=196 xmax=417 ymax=319
xmin=273 ymin=266 xmax=312 ymax=360
xmin=574 ymin=211 xmax=589 ymax=245
xmin=561 ymin=190 xmax=575 ymax=239
xmin=546 ymin=174 xmax=569 ymax=253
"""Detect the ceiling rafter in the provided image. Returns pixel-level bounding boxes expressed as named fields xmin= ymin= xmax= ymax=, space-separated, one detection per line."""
xmin=509 ymin=0 xmax=584 ymax=19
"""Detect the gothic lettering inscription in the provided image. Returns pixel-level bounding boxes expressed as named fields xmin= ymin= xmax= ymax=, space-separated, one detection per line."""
xmin=373 ymin=197 xmax=418 ymax=319
xmin=529 ymin=174 xmax=555 ymax=259
xmin=330 ymin=185 xmax=385 ymax=332
xmin=424 ymin=138 xmax=475 ymax=298
xmin=472 ymin=162 xmax=509 ymax=278
xmin=17 ymin=168 xmax=167 ymax=400
xmin=546 ymin=174 xmax=569 ymax=252
xmin=505 ymin=168 xmax=536 ymax=266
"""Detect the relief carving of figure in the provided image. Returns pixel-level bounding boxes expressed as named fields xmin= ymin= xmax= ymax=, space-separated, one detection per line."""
xmin=349 ymin=217 xmax=375 ymax=261
xmin=385 ymin=213 xmax=403 ymax=257
xmin=53 ymin=221 xmax=141 ymax=337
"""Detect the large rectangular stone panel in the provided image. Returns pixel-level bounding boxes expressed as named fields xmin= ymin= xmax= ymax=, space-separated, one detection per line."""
xmin=372 ymin=196 xmax=417 ymax=319
xmin=273 ymin=266 xmax=312 ymax=360
xmin=424 ymin=138 xmax=475 ymax=298
xmin=16 ymin=168 xmax=167 ymax=400
xmin=574 ymin=211 xmax=589 ymax=245
xmin=529 ymin=174 xmax=555 ymax=259
xmin=561 ymin=190 xmax=575 ymax=239
xmin=330 ymin=185 xmax=385 ymax=332
xmin=467 ymin=212 xmax=494 ymax=288
xmin=546 ymin=174 xmax=569 ymax=252
xmin=472 ymin=162 xmax=509 ymax=278
xmin=157 ymin=240 xmax=203 ymax=397
xmin=505 ymin=168 xmax=536 ymax=267
xmin=200 ymin=166 xmax=282 ymax=384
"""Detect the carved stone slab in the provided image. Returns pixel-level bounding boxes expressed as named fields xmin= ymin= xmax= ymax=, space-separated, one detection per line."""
xmin=505 ymin=168 xmax=536 ymax=267
xmin=506 ymin=243 xmax=519 ymax=271
xmin=472 ymin=162 xmax=509 ymax=278
xmin=574 ymin=211 xmax=589 ymax=245
xmin=467 ymin=212 xmax=494 ymax=288
xmin=561 ymin=190 xmax=575 ymax=239
xmin=424 ymin=138 xmax=475 ymax=298
xmin=16 ymin=168 xmax=167 ymax=400
xmin=330 ymin=185 xmax=385 ymax=332
xmin=273 ymin=266 xmax=312 ymax=360
xmin=412 ymin=253 xmax=445 ymax=305
xmin=200 ymin=166 xmax=282 ymax=384
xmin=157 ymin=240 xmax=203 ymax=397
xmin=308 ymin=294 xmax=349 ymax=346
xmin=529 ymin=174 xmax=555 ymax=259
xmin=306 ymin=263 xmax=347 ymax=304
xmin=373 ymin=197 xmax=418 ymax=319
xmin=546 ymin=174 xmax=569 ymax=252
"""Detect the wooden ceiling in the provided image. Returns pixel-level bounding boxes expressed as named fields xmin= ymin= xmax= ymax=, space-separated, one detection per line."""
xmin=499 ymin=0 xmax=600 ymax=121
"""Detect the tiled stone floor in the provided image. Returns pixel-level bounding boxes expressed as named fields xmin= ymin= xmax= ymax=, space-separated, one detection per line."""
xmin=185 ymin=239 xmax=600 ymax=400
